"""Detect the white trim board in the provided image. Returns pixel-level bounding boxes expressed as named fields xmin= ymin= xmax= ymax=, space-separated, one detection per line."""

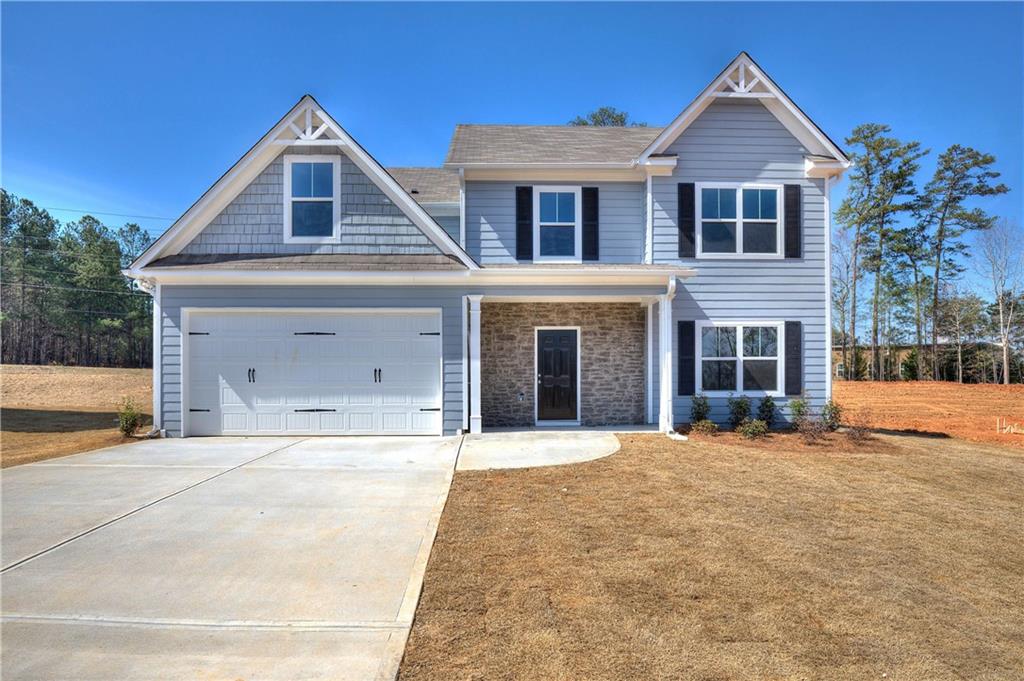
xmin=533 ymin=326 xmax=582 ymax=426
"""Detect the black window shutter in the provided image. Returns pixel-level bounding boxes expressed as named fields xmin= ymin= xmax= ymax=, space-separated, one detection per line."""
xmin=784 ymin=184 xmax=802 ymax=258
xmin=582 ymin=187 xmax=599 ymax=261
xmin=678 ymin=183 xmax=696 ymax=258
xmin=678 ymin=320 xmax=696 ymax=396
xmin=785 ymin=321 xmax=802 ymax=395
xmin=515 ymin=186 xmax=533 ymax=261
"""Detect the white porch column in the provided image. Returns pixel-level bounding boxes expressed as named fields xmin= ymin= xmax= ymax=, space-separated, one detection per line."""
xmin=645 ymin=300 xmax=654 ymax=424
xmin=658 ymin=279 xmax=677 ymax=433
xmin=467 ymin=295 xmax=483 ymax=434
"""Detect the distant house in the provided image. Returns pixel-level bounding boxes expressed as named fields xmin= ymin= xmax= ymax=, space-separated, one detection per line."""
xmin=126 ymin=52 xmax=848 ymax=436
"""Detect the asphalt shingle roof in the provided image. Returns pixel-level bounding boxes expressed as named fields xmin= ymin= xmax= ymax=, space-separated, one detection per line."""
xmin=445 ymin=125 xmax=665 ymax=166
xmin=387 ymin=167 xmax=460 ymax=204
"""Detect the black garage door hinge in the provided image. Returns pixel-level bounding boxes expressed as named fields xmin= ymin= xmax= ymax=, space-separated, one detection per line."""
xmin=419 ymin=408 xmax=441 ymax=412
xmin=188 ymin=332 xmax=209 ymax=336
xmin=294 ymin=408 xmax=336 ymax=412
xmin=419 ymin=332 xmax=440 ymax=336
xmin=189 ymin=408 xmax=210 ymax=412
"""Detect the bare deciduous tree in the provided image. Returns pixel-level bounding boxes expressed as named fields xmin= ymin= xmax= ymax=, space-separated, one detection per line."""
xmin=975 ymin=219 xmax=1023 ymax=384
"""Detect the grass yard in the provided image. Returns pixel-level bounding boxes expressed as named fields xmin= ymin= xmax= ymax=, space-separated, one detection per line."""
xmin=1 ymin=364 xmax=152 ymax=467
xmin=399 ymin=432 xmax=1024 ymax=680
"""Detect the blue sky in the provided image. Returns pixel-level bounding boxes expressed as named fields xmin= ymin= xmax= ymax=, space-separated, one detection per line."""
xmin=2 ymin=2 xmax=1021 ymax=242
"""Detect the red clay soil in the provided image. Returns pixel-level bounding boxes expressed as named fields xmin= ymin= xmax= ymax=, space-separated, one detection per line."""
xmin=833 ymin=381 xmax=1024 ymax=449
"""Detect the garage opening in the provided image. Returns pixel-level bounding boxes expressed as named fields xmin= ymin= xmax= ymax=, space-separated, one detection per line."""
xmin=184 ymin=309 xmax=443 ymax=436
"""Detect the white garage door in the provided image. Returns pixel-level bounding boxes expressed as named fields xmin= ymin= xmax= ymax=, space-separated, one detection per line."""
xmin=184 ymin=309 xmax=443 ymax=436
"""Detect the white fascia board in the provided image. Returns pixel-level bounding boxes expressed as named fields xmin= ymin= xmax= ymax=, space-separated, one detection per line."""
xmin=128 ymin=266 xmax=696 ymax=287
xmin=638 ymin=53 xmax=849 ymax=165
xmin=804 ymin=156 xmax=850 ymax=178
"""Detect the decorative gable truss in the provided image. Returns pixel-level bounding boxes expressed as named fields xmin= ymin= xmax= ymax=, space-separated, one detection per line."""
xmin=639 ymin=52 xmax=851 ymax=179
xmin=129 ymin=96 xmax=478 ymax=272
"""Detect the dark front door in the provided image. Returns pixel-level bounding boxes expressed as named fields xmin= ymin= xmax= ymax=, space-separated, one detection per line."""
xmin=537 ymin=329 xmax=578 ymax=421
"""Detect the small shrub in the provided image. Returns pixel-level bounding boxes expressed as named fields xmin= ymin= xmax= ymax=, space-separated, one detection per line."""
xmin=726 ymin=394 xmax=751 ymax=429
xmin=797 ymin=416 xmax=830 ymax=444
xmin=822 ymin=399 xmax=842 ymax=431
xmin=690 ymin=419 xmax=719 ymax=436
xmin=757 ymin=396 xmax=776 ymax=429
xmin=736 ymin=418 xmax=769 ymax=439
xmin=690 ymin=393 xmax=711 ymax=423
xmin=844 ymin=409 xmax=871 ymax=444
xmin=118 ymin=397 xmax=141 ymax=438
xmin=788 ymin=396 xmax=810 ymax=427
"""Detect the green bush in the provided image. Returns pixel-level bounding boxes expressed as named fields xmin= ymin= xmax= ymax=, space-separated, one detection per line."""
xmin=690 ymin=419 xmax=719 ymax=436
xmin=822 ymin=399 xmax=842 ymax=431
xmin=757 ymin=396 xmax=776 ymax=428
xmin=118 ymin=397 xmax=141 ymax=438
xmin=736 ymin=418 xmax=769 ymax=439
xmin=690 ymin=393 xmax=710 ymax=423
xmin=726 ymin=394 xmax=751 ymax=429
xmin=788 ymin=396 xmax=810 ymax=427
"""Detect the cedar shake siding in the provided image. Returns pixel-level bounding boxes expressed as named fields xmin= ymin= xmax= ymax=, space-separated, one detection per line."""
xmin=181 ymin=147 xmax=442 ymax=256
xmin=480 ymin=303 xmax=647 ymax=427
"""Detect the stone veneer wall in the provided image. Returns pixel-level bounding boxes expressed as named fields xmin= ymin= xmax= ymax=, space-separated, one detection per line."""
xmin=480 ymin=303 xmax=646 ymax=427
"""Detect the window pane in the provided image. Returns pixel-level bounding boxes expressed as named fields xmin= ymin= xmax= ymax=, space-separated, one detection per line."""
xmin=702 ymin=221 xmax=737 ymax=253
xmin=311 ymin=163 xmax=333 ymax=198
xmin=556 ymin=192 xmax=575 ymax=222
xmin=702 ymin=360 xmax=737 ymax=391
xmin=702 ymin=326 xmax=736 ymax=358
xmin=760 ymin=189 xmax=776 ymax=219
xmin=719 ymin=189 xmax=736 ymax=219
xmin=743 ymin=222 xmax=777 ymax=254
xmin=291 ymin=163 xmax=313 ymax=198
xmin=291 ymin=201 xmax=333 ymax=237
xmin=742 ymin=189 xmax=777 ymax=220
xmin=539 ymin=225 xmax=575 ymax=257
xmin=743 ymin=360 xmax=778 ymax=391
xmin=539 ymin=193 xmax=558 ymax=222
xmin=743 ymin=327 xmax=778 ymax=357
xmin=701 ymin=188 xmax=719 ymax=219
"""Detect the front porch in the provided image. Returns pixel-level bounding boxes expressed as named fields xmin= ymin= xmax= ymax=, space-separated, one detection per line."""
xmin=465 ymin=286 xmax=679 ymax=434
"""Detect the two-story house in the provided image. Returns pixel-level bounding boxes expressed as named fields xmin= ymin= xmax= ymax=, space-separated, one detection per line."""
xmin=127 ymin=52 xmax=849 ymax=437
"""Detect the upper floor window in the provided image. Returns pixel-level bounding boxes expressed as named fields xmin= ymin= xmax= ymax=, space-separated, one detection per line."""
xmin=533 ymin=186 xmax=581 ymax=262
xmin=284 ymin=155 xmax=341 ymax=243
xmin=696 ymin=184 xmax=781 ymax=258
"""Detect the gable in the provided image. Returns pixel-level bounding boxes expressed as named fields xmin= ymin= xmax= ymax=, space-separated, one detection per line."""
xmin=181 ymin=147 xmax=442 ymax=257
xmin=130 ymin=96 xmax=477 ymax=272
xmin=640 ymin=52 xmax=849 ymax=168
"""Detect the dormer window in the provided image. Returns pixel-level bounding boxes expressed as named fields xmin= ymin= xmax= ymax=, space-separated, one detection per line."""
xmin=533 ymin=186 xmax=582 ymax=262
xmin=283 ymin=155 xmax=341 ymax=243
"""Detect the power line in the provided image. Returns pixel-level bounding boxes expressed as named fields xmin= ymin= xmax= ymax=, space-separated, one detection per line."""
xmin=37 ymin=206 xmax=174 ymax=222
xmin=0 ymin=281 xmax=151 ymax=297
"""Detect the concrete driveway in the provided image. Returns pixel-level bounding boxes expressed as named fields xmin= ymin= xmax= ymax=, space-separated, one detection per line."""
xmin=1 ymin=436 xmax=459 ymax=680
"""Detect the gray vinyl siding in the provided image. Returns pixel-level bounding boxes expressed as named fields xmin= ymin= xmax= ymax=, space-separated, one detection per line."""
xmin=158 ymin=283 xmax=663 ymax=437
xmin=464 ymin=181 xmax=645 ymax=264
xmin=181 ymin=147 xmax=442 ymax=256
xmin=429 ymin=212 xmax=460 ymax=243
xmin=651 ymin=98 xmax=829 ymax=422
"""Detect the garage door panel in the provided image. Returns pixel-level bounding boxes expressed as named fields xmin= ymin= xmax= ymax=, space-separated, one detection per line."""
xmin=186 ymin=310 xmax=443 ymax=436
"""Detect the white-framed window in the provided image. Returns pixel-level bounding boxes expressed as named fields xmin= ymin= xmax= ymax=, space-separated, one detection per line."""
xmin=283 ymin=154 xmax=341 ymax=243
xmin=533 ymin=186 xmax=582 ymax=262
xmin=696 ymin=183 xmax=782 ymax=258
xmin=696 ymin=321 xmax=784 ymax=396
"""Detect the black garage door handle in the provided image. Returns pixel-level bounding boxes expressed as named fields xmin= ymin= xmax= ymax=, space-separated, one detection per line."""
xmin=294 ymin=408 xmax=336 ymax=413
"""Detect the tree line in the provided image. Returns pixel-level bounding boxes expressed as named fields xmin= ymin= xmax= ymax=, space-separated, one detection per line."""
xmin=832 ymin=126 xmax=1021 ymax=384
xmin=1 ymin=190 xmax=153 ymax=367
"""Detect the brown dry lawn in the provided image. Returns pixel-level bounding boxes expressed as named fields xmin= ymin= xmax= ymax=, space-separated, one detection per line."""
xmin=400 ymin=433 xmax=1024 ymax=680
xmin=1 ymin=364 xmax=152 ymax=467
xmin=834 ymin=380 xmax=1024 ymax=449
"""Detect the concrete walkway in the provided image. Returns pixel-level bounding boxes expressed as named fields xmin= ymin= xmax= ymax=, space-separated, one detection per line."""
xmin=1 ymin=436 xmax=459 ymax=681
xmin=457 ymin=430 xmax=625 ymax=471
